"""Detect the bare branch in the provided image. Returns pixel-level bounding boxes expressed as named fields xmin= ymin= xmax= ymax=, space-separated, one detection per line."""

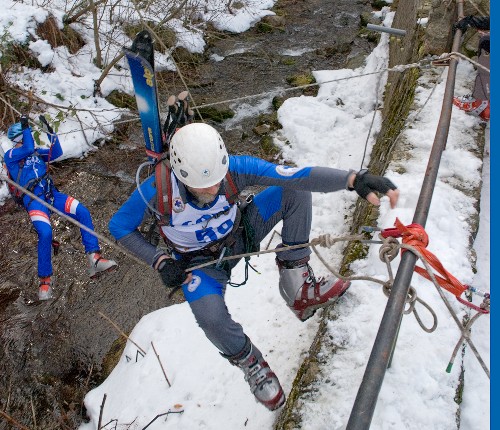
xmin=0 ymin=410 xmax=30 ymax=430
xmin=151 ymin=341 xmax=172 ymax=387
xmin=98 ymin=311 xmax=147 ymax=355
xmin=64 ymin=0 xmax=109 ymax=25
xmin=97 ymin=393 xmax=107 ymax=430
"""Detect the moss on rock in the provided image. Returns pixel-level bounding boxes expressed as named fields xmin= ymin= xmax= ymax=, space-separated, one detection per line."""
xmin=105 ymin=90 xmax=137 ymax=110
xmin=196 ymin=106 xmax=235 ymax=123
xmin=100 ymin=336 xmax=127 ymax=381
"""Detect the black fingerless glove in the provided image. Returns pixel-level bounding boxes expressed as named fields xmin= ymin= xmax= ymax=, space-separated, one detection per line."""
xmin=39 ymin=115 xmax=54 ymax=134
xmin=454 ymin=15 xmax=489 ymax=32
xmin=454 ymin=16 xmax=473 ymax=32
xmin=20 ymin=114 xmax=29 ymax=130
xmin=350 ymin=169 xmax=397 ymax=199
xmin=158 ymin=257 xmax=189 ymax=288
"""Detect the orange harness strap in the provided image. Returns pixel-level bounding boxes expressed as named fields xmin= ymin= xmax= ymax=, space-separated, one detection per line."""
xmin=387 ymin=218 xmax=468 ymax=298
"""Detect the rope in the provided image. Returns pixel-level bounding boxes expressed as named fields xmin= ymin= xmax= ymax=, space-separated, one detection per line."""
xmin=376 ymin=221 xmax=489 ymax=377
xmin=187 ymin=227 xmax=442 ymax=336
xmin=2 ymin=52 xmax=475 ymax=140
xmin=360 ymin=73 xmax=383 ymax=170
xmin=446 ymin=310 xmax=484 ymax=373
xmin=400 ymin=241 xmax=490 ymax=378
xmin=191 ymin=58 xmax=436 ymax=110
xmin=0 ymin=53 xmax=439 ymax=128
xmin=446 ymin=51 xmax=490 ymax=73
xmin=186 ymin=233 xmax=366 ymax=272
xmin=312 ymin=240 xmax=439 ymax=333
xmin=186 ymin=219 xmax=489 ymax=378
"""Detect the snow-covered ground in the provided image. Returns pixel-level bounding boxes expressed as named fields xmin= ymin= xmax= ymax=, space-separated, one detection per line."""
xmin=0 ymin=1 xmax=491 ymax=429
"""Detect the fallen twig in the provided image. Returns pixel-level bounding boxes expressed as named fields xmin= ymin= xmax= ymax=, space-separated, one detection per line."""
xmin=151 ymin=341 xmax=171 ymax=387
xmin=0 ymin=410 xmax=30 ymax=430
xmin=98 ymin=311 xmax=146 ymax=355
xmin=97 ymin=393 xmax=107 ymax=430
xmin=142 ymin=409 xmax=184 ymax=429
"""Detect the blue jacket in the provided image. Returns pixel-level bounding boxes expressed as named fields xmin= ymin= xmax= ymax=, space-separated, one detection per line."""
xmin=4 ymin=127 xmax=63 ymax=190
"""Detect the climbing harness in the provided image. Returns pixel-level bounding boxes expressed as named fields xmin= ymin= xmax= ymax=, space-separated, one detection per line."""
xmin=153 ymin=157 xmax=258 ymax=286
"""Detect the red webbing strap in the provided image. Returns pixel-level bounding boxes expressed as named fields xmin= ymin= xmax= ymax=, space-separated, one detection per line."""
xmin=166 ymin=164 xmax=173 ymax=217
xmin=224 ymin=171 xmax=239 ymax=204
xmin=154 ymin=159 xmax=172 ymax=224
xmin=146 ymin=148 xmax=163 ymax=160
xmin=390 ymin=218 xmax=468 ymax=298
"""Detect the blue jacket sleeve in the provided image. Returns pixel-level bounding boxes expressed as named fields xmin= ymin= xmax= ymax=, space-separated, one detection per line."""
xmin=228 ymin=155 xmax=351 ymax=192
xmin=109 ymin=175 xmax=164 ymax=266
xmin=109 ymin=175 xmax=156 ymax=239
xmin=4 ymin=128 xmax=36 ymax=179
xmin=37 ymin=132 xmax=63 ymax=162
xmin=5 ymin=128 xmax=35 ymax=163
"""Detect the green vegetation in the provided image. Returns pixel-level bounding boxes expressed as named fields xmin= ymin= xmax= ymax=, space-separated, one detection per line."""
xmin=100 ymin=336 xmax=127 ymax=381
xmin=286 ymin=73 xmax=315 ymax=87
xmin=106 ymin=90 xmax=137 ymax=110
xmin=195 ymin=106 xmax=235 ymax=123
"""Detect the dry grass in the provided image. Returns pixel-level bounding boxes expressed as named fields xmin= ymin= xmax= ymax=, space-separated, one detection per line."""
xmin=36 ymin=15 xmax=85 ymax=54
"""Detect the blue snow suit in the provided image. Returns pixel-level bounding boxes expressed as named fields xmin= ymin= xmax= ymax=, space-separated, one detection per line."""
xmin=109 ymin=155 xmax=351 ymax=356
xmin=4 ymin=127 xmax=100 ymax=277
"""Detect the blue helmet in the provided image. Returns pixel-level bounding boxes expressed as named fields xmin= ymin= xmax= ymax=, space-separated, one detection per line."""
xmin=7 ymin=123 xmax=23 ymax=141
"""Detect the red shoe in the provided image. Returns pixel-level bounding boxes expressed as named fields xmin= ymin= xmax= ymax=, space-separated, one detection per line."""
xmin=277 ymin=256 xmax=351 ymax=321
xmin=38 ymin=276 xmax=54 ymax=301
xmin=225 ymin=337 xmax=286 ymax=411
xmin=453 ymin=95 xmax=490 ymax=121
xmin=88 ymin=252 xmax=118 ymax=278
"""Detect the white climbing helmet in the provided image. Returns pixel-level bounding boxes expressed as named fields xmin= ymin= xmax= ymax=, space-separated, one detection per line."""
xmin=169 ymin=123 xmax=229 ymax=188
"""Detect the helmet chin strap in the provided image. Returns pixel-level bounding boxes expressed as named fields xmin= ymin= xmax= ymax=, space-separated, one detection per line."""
xmin=185 ymin=183 xmax=221 ymax=205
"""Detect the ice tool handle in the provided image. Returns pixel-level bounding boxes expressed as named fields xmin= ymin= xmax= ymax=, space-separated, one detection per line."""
xmin=163 ymin=91 xmax=194 ymax=145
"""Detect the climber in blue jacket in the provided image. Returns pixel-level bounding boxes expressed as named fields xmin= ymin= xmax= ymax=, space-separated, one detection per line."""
xmin=3 ymin=115 xmax=117 ymax=300
xmin=109 ymin=122 xmax=399 ymax=411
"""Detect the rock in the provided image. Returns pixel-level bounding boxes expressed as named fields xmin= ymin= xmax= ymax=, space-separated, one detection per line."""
xmin=262 ymin=15 xmax=286 ymax=28
xmin=253 ymin=124 xmax=271 ymax=135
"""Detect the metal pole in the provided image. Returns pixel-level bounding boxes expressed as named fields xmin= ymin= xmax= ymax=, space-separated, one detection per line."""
xmin=366 ymin=24 xmax=407 ymax=37
xmin=347 ymin=4 xmax=464 ymax=429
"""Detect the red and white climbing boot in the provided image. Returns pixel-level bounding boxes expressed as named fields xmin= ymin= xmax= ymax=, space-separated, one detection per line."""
xmin=38 ymin=276 xmax=54 ymax=301
xmin=88 ymin=252 xmax=118 ymax=278
xmin=453 ymin=95 xmax=490 ymax=121
xmin=224 ymin=337 xmax=285 ymax=411
xmin=276 ymin=256 xmax=350 ymax=321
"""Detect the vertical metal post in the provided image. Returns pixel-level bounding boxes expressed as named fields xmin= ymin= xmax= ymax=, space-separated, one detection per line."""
xmin=346 ymin=4 xmax=464 ymax=428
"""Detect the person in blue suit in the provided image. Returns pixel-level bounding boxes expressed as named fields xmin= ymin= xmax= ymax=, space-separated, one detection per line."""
xmin=109 ymin=122 xmax=399 ymax=410
xmin=3 ymin=115 xmax=117 ymax=300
